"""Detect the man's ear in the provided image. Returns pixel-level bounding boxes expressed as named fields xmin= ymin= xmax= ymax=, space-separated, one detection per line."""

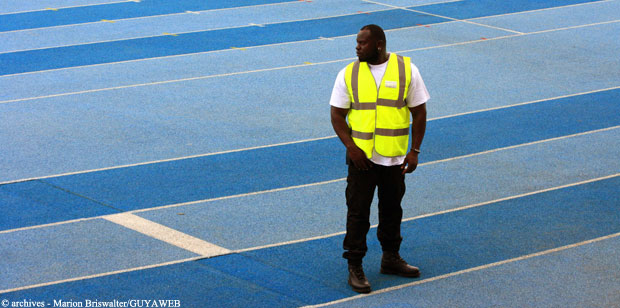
xmin=377 ymin=40 xmax=386 ymax=50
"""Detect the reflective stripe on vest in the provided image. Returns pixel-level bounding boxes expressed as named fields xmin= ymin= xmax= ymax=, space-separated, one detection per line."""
xmin=345 ymin=53 xmax=412 ymax=158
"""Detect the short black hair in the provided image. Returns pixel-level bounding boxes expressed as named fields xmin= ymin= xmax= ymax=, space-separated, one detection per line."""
xmin=360 ymin=24 xmax=386 ymax=44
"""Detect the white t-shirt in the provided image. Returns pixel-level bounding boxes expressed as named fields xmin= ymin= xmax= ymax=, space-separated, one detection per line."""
xmin=329 ymin=55 xmax=430 ymax=166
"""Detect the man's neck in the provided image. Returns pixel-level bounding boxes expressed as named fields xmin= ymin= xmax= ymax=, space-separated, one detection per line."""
xmin=368 ymin=52 xmax=389 ymax=65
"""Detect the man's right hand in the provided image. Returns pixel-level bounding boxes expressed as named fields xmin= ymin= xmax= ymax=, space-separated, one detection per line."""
xmin=331 ymin=106 xmax=372 ymax=170
xmin=348 ymin=145 xmax=372 ymax=171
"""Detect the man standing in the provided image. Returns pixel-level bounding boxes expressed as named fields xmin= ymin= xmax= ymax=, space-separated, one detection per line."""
xmin=329 ymin=24 xmax=429 ymax=293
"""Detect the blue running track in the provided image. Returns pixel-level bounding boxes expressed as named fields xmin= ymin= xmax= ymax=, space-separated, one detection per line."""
xmin=1 ymin=0 xmax=619 ymax=306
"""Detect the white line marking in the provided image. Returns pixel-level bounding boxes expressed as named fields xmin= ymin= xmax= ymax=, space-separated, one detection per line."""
xmin=402 ymin=172 xmax=620 ymax=223
xmin=0 ymin=0 xmax=463 ymax=35
xmin=468 ymin=0 xmax=615 ymax=22
xmin=130 ymin=126 xmax=620 ymax=216
xmin=362 ymin=0 xmax=525 ymax=34
xmin=130 ymin=178 xmax=347 ymax=214
xmin=0 ymin=178 xmax=345 ymax=235
xmin=0 ymin=0 xmax=617 ymax=295
xmin=458 ymin=19 xmax=525 ymax=34
xmin=0 ymin=1 xmax=515 ymax=55
xmin=0 ymin=217 xmax=102 ymax=235
xmin=408 ymin=0 xmax=464 ymax=6
xmin=0 ymin=39 xmax=338 ymax=80
xmin=0 ymin=135 xmax=337 ymax=185
xmin=0 ymin=0 xmax=456 ymax=16
xmin=2 ymin=0 xmax=605 ymax=62
xmin=2 ymin=86 xmax=618 ymax=185
xmin=385 ymin=19 xmax=620 ymax=56
xmin=0 ymin=33 xmax=347 ymax=76
xmin=6 ymin=16 xmax=616 ymax=82
xmin=0 ymin=6 xmax=395 ymax=52
xmin=1 ymin=172 xmax=617 ymax=293
xmin=1 ymin=128 xmax=618 ymax=235
xmin=0 ymin=0 xmax=302 ymax=34
xmin=0 ymin=15 xmax=615 ymax=79
xmin=518 ymin=18 xmax=620 ymax=35
xmin=0 ymin=256 xmax=204 ymax=294
xmin=0 ymin=0 xmax=134 ymax=16
xmin=420 ymin=125 xmax=620 ymax=166
xmin=300 ymin=231 xmax=620 ymax=308
xmin=103 ymin=212 xmax=231 ymax=257
xmin=234 ymin=230 xmax=346 ymax=253
xmin=3 ymin=219 xmax=619 ymax=295
xmin=238 ymin=172 xmax=620 ymax=253
xmin=3 ymin=16 xmax=618 ymax=99
xmin=428 ymin=85 xmax=620 ymax=121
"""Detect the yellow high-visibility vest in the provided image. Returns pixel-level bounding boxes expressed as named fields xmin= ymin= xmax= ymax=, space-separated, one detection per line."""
xmin=345 ymin=53 xmax=412 ymax=158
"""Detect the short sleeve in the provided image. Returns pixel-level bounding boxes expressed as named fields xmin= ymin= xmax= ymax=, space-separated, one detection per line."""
xmin=406 ymin=63 xmax=430 ymax=108
xmin=329 ymin=68 xmax=352 ymax=109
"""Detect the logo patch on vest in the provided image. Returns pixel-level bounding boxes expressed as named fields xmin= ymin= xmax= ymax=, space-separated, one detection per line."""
xmin=385 ymin=80 xmax=397 ymax=88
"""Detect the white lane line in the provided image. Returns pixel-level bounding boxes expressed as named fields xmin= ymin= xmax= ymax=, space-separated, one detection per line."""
xmin=0 ymin=0 xmax=302 ymax=34
xmin=1 ymin=127 xmax=618 ymax=235
xmin=0 ymin=0 xmax=134 ymax=16
xmin=0 ymin=0 xmax=480 ymax=54
xmin=362 ymin=0 xmax=524 ymax=34
xmin=0 ymin=135 xmax=337 ymax=185
xmin=129 ymin=179 xmax=347 ymax=214
xmin=0 ymin=16 xmax=614 ymax=80
xmin=300 ymin=231 xmax=620 ymax=308
xmin=402 ymin=172 xmax=620 ymax=223
xmin=0 ymin=217 xmax=102 ymax=235
xmin=0 ymin=256 xmax=204 ymax=294
xmin=467 ymin=0 xmax=616 ymax=22
xmin=0 ymin=7 xmax=398 ymax=54
xmin=0 ymin=178 xmax=346 ymax=235
xmin=238 ymin=172 xmax=620 ymax=253
xmin=0 ymin=60 xmax=333 ymax=103
xmin=421 ymin=125 xmax=620 ymax=166
xmin=516 ymin=18 xmax=620 ymax=35
xmin=2 ymin=16 xmax=618 ymax=99
xmin=0 ymin=0 xmax=463 ymax=37
xmin=2 ymin=85 xmax=618 ymax=185
xmin=2 ymin=179 xmax=619 ymax=294
xmin=429 ymin=85 xmax=620 ymax=121
xmin=103 ymin=212 xmax=231 ymax=257
xmin=1 ymin=3 xmax=614 ymax=78
xmin=133 ymin=126 xmax=620 ymax=216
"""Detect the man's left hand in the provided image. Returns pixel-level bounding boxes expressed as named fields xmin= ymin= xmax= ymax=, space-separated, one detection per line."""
xmin=401 ymin=151 xmax=419 ymax=175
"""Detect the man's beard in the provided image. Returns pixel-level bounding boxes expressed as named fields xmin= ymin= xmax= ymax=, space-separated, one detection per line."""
xmin=359 ymin=49 xmax=379 ymax=63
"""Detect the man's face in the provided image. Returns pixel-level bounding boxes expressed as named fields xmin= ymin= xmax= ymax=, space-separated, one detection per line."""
xmin=356 ymin=29 xmax=379 ymax=63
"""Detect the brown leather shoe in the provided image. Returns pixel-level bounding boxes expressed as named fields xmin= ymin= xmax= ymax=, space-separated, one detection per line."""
xmin=380 ymin=252 xmax=420 ymax=278
xmin=348 ymin=264 xmax=371 ymax=293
